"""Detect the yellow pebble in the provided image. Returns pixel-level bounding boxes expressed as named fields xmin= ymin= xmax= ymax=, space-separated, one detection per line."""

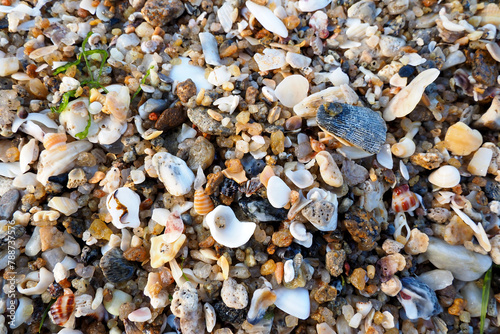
xmin=222 ymin=82 xmax=234 ymax=91
xmin=174 ymin=39 xmax=183 ymax=46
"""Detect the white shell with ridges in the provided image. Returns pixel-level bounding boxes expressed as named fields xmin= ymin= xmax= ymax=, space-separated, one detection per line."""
xmin=428 ymin=166 xmax=460 ymax=188
xmin=205 ymin=205 xmax=256 ymax=248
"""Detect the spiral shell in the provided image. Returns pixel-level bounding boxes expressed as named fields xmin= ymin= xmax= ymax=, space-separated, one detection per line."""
xmin=43 ymin=132 xmax=67 ymax=151
xmin=194 ymin=189 xmax=215 ymax=215
xmin=391 ymin=184 xmax=419 ymax=213
xmin=50 ymin=288 xmax=76 ymax=326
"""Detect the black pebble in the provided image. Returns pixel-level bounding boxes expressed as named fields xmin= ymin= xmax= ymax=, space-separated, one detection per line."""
xmin=398 ymin=65 xmax=415 ymax=78
xmin=241 ymin=155 xmax=266 ymax=177
xmin=99 ymin=248 xmax=136 ymax=283
xmin=214 ymin=301 xmax=247 ymax=324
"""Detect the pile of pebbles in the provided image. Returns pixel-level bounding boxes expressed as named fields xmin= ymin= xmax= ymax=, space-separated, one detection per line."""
xmin=1 ymin=0 xmax=500 ymax=333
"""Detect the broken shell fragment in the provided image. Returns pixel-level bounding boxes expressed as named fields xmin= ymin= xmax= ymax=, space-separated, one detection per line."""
xmin=247 ymin=287 xmax=276 ymax=325
xmin=475 ymin=95 xmax=500 ymax=129
xmin=383 ymin=69 xmax=440 ymax=121
xmin=468 ymin=147 xmax=493 ymax=176
xmin=245 ymin=1 xmax=288 ymax=38
xmin=317 ymin=102 xmax=387 ymax=154
xmin=266 ymin=176 xmax=291 ymax=208
xmin=100 ymin=248 xmax=136 ymax=283
xmin=48 ymin=197 xmax=79 ymax=216
xmin=315 ymin=151 xmax=343 ymax=187
xmin=17 ymin=267 xmax=54 ymax=295
xmin=273 ymin=287 xmax=310 ymax=320
xmin=285 ymin=169 xmax=314 ymax=189
xmin=274 ymin=75 xmax=309 ymax=108
xmin=205 ymin=205 xmax=256 ymax=248
xmin=106 ymin=187 xmax=141 ymax=229
xmin=444 ymin=122 xmax=483 ymax=156
xmin=428 ymin=166 xmax=460 ymax=188
xmin=397 ymin=277 xmax=442 ymax=320
xmin=150 ymin=233 xmax=187 ymax=268
xmin=152 ymin=152 xmax=195 ymax=196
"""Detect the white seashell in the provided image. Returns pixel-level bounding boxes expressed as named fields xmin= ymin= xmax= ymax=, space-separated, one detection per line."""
xmin=391 ymin=137 xmax=416 ymax=158
xmin=294 ymin=232 xmax=313 ymax=248
xmin=418 ymin=269 xmax=453 ymax=291
xmin=152 ymin=152 xmax=195 ymax=196
xmin=383 ymin=69 xmax=440 ymax=121
xmin=106 ymin=187 xmax=141 ymax=229
xmin=328 ymin=67 xmax=350 ymax=86
xmin=428 ymin=165 xmax=460 ymax=188
xmin=285 ymin=169 xmax=314 ymax=189
xmin=58 ymin=329 xmax=83 ymax=334
xmin=18 ymin=138 xmax=37 ymax=174
xmin=60 ymin=76 xmax=80 ymax=93
xmin=346 ymin=20 xmax=370 ymax=40
xmin=144 ymin=272 xmax=169 ymax=309
xmin=48 ymin=197 xmax=79 ymax=216
xmin=293 ymin=85 xmax=358 ymax=118
xmin=217 ymin=1 xmax=238 ymax=33
xmin=205 ymin=205 xmax=256 ymax=248
xmin=13 ymin=172 xmax=40 ymax=188
xmin=298 ymin=0 xmax=332 ymax=12
xmin=475 ymin=95 xmax=500 ymax=129
xmin=442 ymin=50 xmax=466 ymax=70
xmin=177 ymin=123 xmax=197 ymax=143
xmin=128 ymin=307 xmax=152 ymax=322
xmin=0 ymin=162 xmax=21 ymax=178
xmin=290 ymin=222 xmax=308 ymax=241
xmin=17 ymin=267 xmax=54 ymax=295
xmin=266 ymin=176 xmax=291 ymax=208
xmin=274 ymin=75 xmax=309 ymax=108
xmin=214 ymin=95 xmax=240 ymax=114
xmin=208 ymin=66 xmax=231 ymax=86
xmin=389 ymin=73 xmax=407 ymax=87
xmin=80 ymin=0 xmax=97 ymax=14
xmin=284 ymin=259 xmax=295 ymax=283
xmin=168 ymin=57 xmax=213 ymax=92
xmin=151 ymin=208 xmax=170 ymax=226
xmin=199 ymin=32 xmax=221 ymax=66
xmin=254 ymin=48 xmax=287 ymax=72
xmin=400 ymin=161 xmax=409 ymax=180
xmin=25 ymin=226 xmax=41 ymax=257
xmin=37 ymin=140 xmax=92 ymax=185
xmin=451 ymin=203 xmax=491 ymax=252
xmin=439 ymin=8 xmax=465 ymax=32
xmin=286 ymin=52 xmax=312 ymax=69
xmin=54 ymin=262 xmax=69 ymax=283
xmin=486 ymin=42 xmax=500 ymax=62
xmin=12 ymin=111 xmax=58 ymax=135
xmin=245 ymin=1 xmax=288 ymax=38
xmin=247 ymin=287 xmax=277 ymax=325
xmin=468 ymin=147 xmax=493 ymax=176
xmin=273 ymin=287 xmax=310 ymax=320
xmin=9 ymin=297 xmax=33 ymax=329
xmin=204 ymin=303 xmax=216 ymax=332
xmin=376 ymin=144 xmax=393 ymax=169
xmin=59 ymin=98 xmax=91 ymax=139
xmin=338 ymin=145 xmax=374 ymax=160
xmin=11 ymin=72 xmax=31 ymax=80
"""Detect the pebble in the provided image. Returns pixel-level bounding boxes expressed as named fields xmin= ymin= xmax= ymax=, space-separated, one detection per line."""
xmin=302 ymin=200 xmax=337 ymax=231
xmin=187 ymin=107 xmax=235 ymax=136
xmin=141 ymin=0 xmax=185 ymax=27
xmin=103 ymin=290 xmax=133 ymax=316
xmin=0 ymin=189 xmax=19 ymax=219
xmin=214 ymin=301 xmax=247 ymax=324
xmin=100 ymin=248 xmax=136 ymax=283
xmin=155 ymin=105 xmax=187 ymax=131
xmin=314 ymin=284 xmax=337 ymax=304
xmin=341 ymin=160 xmax=369 ymax=187
xmin=176 ymin=79 xmax=197 ymax=103
xmin=350 ymin=268 xmax=367 ymax=291
xmin=347 ymin=0 xmax=377 ymax=24
xmin=398 ymin=65 xmax=415 ymax=78
xmin=238 ymin=196 xmax=288 ymax=222
xmin=272 ymin=227 xmax=293 ymax=247
xmin=472 ymin=49 xmax=498 ymax=86
xmin=187 ymin=136 xmax=215 ymax=171
xmin=344 ymin=207 xmax=380 ymax=251
xmin=221 ymin=278 xmax=248 ymax=310
xmin=325 ymin=249 xmax=346 ymax=277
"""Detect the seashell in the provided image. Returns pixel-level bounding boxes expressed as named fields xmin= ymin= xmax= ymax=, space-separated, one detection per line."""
xmin=43 ymin=132 xmax=67 ymax=151
xmin=12 ymin=111 xmax=58 ymax=135
xmin=150 ymin=233 xmax=186 ymax=268
xmin=48 ymin=197 xmax=79 ymax=216
xmin=438 ymin=8 xmax=465 ymax=32
xmin=475 ymin=95 xmax=500 ymax=129
xmin=285 ymin=168 xmax=314 ymax=189
xmin=444 ymin=122 xmax=483 ymax=156
xmin=10 ymin=297 xmax=34 ymax=329
xmin=19 ymin=138 xmax=38 ymax=173
xmin=204 ymin=303 xmax=216 ymax=332
xmin=17 ymin=267 xmax=54 ymax=295
xmin=100 ymin=248 xmax=136 ymax=283
xmin=383 ymin=69 xmax=440 ymax=121
xmin=400 ymin=161 xmax=410 ymax=180
xmin=37 ymin=140 xmax=93 ymax=185
xmin=286 ymin=52 xmax=312 ymax=69
xmin=274 ymin=75 xmax=309 ymax=108
xmin=451 ymin=203 xmax=491 ymax=252
xmin=217 ymin=1 xmax=238 ymax=33
xmin=266 ymin=176 xmax=291 ymax=208
xmin=479 ymin=3 xmax=500 ymax=27
xmin=442 ymin=50 xmax=466 ymax=70
xmin=391 ymin=137 xmax=415 ymax=158
xmin=247 ymin=287 xmax=277 ymax=325
xmin=240 ymin=177 xmax=263 ymax=197
xmin=417 ymin=270 xmax=453 ymax=291
xmin=128 ymin=307 xmax=152 ymax=322
xmin=205 ymin=205 xmax=256 ymax=248
xmin=468 ymin=147 xmax=493 ymax=176
xmin=310 ymin=11 xmax=329 ymax=38
xmin=428 ymin=166 xmax=460 ymax=188
xmin=289 ymin=221 xmax=308 ymax=241
xmin=391 ymin=185 xmax=419 ymax=213
xmin=213 ymin=95 xmax=240 ymax=114
xmin=144 ymin=272 xmax=169 ymax=309
xmin=380 ymin=276 xmax=402 ymax=297
xmin=59 ymin=98 xmax=91 ymax=139
xmin=194 ymin=189 xmax=215 ymax=215
xmin=273 ymin=287 xmax=310 ymax=320
xmin=50 ymin=289 xmax=76 ymax=327
xmin=245 ymin=1 xmax=288 ymax=38
xmin=163 ymin=212 xmax=185 ymax=243
xmin=152 ymin=152 xmax=195 ymax=196
xmin=315 ymin=150 xmax=343 ymax=186
xmin=259 ymin=165 xmax=275 ymax=187
xmin=218 ymin=255 xmax=230 ymax=280
xmin=294 ymin=85 xmax=358 ymax=118
xmin=302 ymin=196 xmax=338 ymax=231
xmin=486 ymin=42 xmax=500 ymax=62
xmin=397 ymin=277 xmax=442 ymax=320
xmin=106 ymin=187 xmax=141 ymax=229
xmin=168 ymin=57 xmax=213 ymax=92
xmin=239 ymin=196 xmax=288 ymax=222
xmin=254 ymin=48 xmax=287 ymax=72
xmin=298 ymin=0 xmax=332 ymax=12
xmin=288 ymin=190 xmax=312 ymax=220
xmin=208 ymin=66 xmax=231 ymax=86
xmin=376 ymin=144 xmax=393 ymax=169
xmin=199 ymin=32 xmax=221 ymax=66
xmin=317 ymin=102 xmax=387 ymax=154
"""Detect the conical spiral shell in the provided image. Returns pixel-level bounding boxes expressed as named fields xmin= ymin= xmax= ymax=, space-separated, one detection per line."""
xmin=50 ymin=289 xmax=75 ymax=326
xmin=43 ymin=132 xmax=67 ymax=151
xmin=194 ymin=189 xmax=215 ymax=215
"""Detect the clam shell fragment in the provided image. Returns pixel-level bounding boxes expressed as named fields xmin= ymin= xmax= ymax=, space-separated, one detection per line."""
xmin=317 ymin=102 xmax=387 ymax=154
xmin=205 ymin=205 xmax=256 ymax=248
xmin=152 ymin=152 xmax=195 ymax=196
xmin=106 ymin=187 xmax=141 ymax=229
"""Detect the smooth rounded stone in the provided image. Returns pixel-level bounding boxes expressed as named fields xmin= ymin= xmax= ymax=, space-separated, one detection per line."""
xmin=152 ymin=152 xmax=195 ymax=196
xmin=461 ymin=282 xmax=482 ymax=317
xmin=417 ymin=270 xmax=453 ymax=291
xmin=61 ymin=232 xmax=81 ymax=256
xmin=386 ymin=0 xmax=409 ymax=15
xmin=187 ymin=136 xmax=215 ymax=171
xmin=267 ymin=176 xmax=291 ymax=208
xmin=425 ymin=237 xmax=492 ymax=281
xmin=378 ymin=35 xmax=406 ymax=58
xmin=141 ymin=0 xmax=184 ymax=26
xmin=41 ymin=247 xmax=65 ymax=271
xmin=0 ymin=57 xmax=20 ymax=77
xmin=241 ymin=155 xmax=266 ymax=177
xmin=485 ymin=180 xmax=500 ymax=201
xmin=104 ymin=289 xmax=133 ymax=316
xmin=238 ymin=196 xmax=287 ymax=222
xmin=115 ymin=33 xmax=141 ymax=54
xmin=245 ymin=1 xmax=288 ymax=38
xmin=274 ymin=75 xmax=309 ymax=108
xmin=273 ymin=287 xmax=310 ymax=320
xmin=347 ymin=0 xmax=377 ymax=24
xmin=0 ymin=189 xmax=19 ymax=219
xmin=138 ymin=99 xmax=168 ymax=119
xmin=168 ymin=57 xmax=213 ymax=92
xmin=468 ymin=147 xmax=493 ymax=176
xmin=341 ymin=160 xmax=369 ymax=186
xmin=397 ymin=277 xmax=442 ymax=320
xmin=187 ymin=107 xmax=235 ymax=136
xmin=155 ymin=105 xmax=187 ymax=130
xmin=100 ymin=248 xmax=136 ymax=283
xmin=428 ymin=166 xmax=460 ymax=188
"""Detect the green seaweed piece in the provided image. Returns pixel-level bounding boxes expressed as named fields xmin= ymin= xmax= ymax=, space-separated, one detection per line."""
xmin=132 ymin=65 xmax=155 ymax=100
xmin=480 ymin=266 xmax=492 ymax=334
xmin=39 ymin=299 xmax=56 ymax=333
xmin=75 ymin=111 xmax=92 ymax=139
xmin=50 ymin=89 xmax=77 ymax=113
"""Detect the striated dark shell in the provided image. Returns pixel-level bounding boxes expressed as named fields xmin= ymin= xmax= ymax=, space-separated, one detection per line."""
xmin=398 ymin=277 xmax=442 ymax=320
xmin=99 ymin=248 xmax=136 ymax=283
xmin=214 ymin=301 xmax=247 ymax=324
xmin=316 ymin=102 xmax=387 ymax=154
xmin=240 ymin=177 xmax=263 ymax=197
xmin=239 ymin=196 xmax=287 ymax=222
xmin=485 ymin=180 xmax=500 ymax=201
xmin=220 ymin=177 xmax=239 ymax=198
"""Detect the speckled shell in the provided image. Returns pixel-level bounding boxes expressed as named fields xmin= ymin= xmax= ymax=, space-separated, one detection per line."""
xmin=50 ymin=289 xmax=75 ymax=326
xmin=194 ymin=189 xmax=215 ymax=215
xmin=391 ymin=184 xmax=419 ymax=213
xmin=316 ymin=102 xmax=387 ymax=154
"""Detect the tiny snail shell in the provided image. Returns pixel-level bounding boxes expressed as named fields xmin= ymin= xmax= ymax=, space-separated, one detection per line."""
xmin=391 ymin=184 xmax=419 ymax=213
xmin=50 ymin=288 xmax=76 ymax=326
xmin=43 ymin=132 xmax=67 ymax=151
xmin=391 ymin=137 xmax=416 ymax=158
xmin=194 ymin=189 xmax=215 ymax=215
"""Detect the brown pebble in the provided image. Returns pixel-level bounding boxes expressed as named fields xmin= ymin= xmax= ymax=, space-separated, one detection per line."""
xmin=272 ymin=228 xmax=293 ymax=247
xmin=199 ymin=235 xmax=215 ymax=248
xmin=141 ymin=0 xmax=185 ymax=27
xmin=314 ymin=283 xmax=338 ymax=303
xmin=325 ymin=249 xmax=346 ymax=277
xmin=155 ymin=105 xmax=187 ymax=130
xmin=176 ymin=79 xmax=197 ymax=103
xmin=245 ymin=86 xmax=258 ymax=104
xmin=123 ymin=246 xmax=148 ymax=262
xmin=350 ymin=268 xmax=367 ymax=291
xmin=344 ymin=207 xmax=380 ymax=251
xmin=219 ymin=40 xmax=238 ymax=58
xmin=40 ymin=226 xmax=65 ymax=251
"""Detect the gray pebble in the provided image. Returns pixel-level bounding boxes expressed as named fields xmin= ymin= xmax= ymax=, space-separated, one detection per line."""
xmin=187 ymin=107 xmax=236 ymax=136
xmin=0 ymin=189 xmax=20 ymax=220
